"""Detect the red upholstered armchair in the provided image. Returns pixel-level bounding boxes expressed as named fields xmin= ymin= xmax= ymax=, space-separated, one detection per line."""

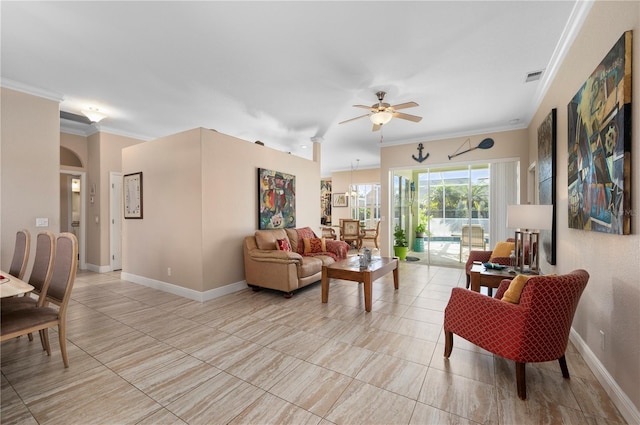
xmin=444 ymin=269 xmax=589 ymax=399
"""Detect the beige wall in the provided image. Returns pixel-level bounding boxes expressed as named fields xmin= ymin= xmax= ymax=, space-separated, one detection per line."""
xmin=379 ymin=129 xmax=529 ymax=255
xmin=527 ymin=0 xmax=640 ymax=413
xmin=84 ymin=131 xmax=142 ymax=269
xmin=122 ymin=128 xmax=321 ymax=293
xmin=61 ymin=132 xmax=88 ymax=169
xmin=0 ymin=88 xmax=60 ymax=276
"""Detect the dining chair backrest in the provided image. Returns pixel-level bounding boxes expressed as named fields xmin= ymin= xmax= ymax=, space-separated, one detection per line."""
xmin=29 ymin=231 xmax=56 ymax=305
xmin=45 ymin=233 xmax=78 ymax=308
xmin=341 ymin=219 xmax=361 ymax=237
xmin=9 ymin=229 xmax=31 ymax=280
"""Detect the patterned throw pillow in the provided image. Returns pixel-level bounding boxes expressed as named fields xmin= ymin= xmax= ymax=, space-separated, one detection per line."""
xmin=501 ymin=274 xmax=530 ymax=304
xmin=276 ymin=238 xmax=291 ymax=252
xmin=303 ymin=237 xmax=326 ymax=254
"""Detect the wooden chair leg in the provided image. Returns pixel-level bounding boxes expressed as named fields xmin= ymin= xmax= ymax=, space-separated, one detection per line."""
xmin=516 ymin=362 xmax=527 ymax=400
xmin=59 ymin=324 xmax=69 ymax=368
xmin=558 ymin=354 xmax=570 ymax=379
xmin=444 ymin=330 xmax=453 ymax=358
xmin=39 ymin=329 xmax=46 ymax=351
xmin=41 ymin=328 xmax=51 ymax=356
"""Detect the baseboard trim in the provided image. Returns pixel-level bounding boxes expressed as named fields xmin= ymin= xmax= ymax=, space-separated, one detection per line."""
xmin=119 ymin=272 xmax=247 ymax=302
xmin=570 ymin=328 xmax=639 ymax=424
xmin=85 ymin=263 xmax=112 ymax=273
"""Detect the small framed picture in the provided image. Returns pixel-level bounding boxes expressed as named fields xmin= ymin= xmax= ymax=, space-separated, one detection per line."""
xmin=332 ymin=193 xmax=348 ymax=207
xmin=124 ymin=172 xmax=143 ymax=219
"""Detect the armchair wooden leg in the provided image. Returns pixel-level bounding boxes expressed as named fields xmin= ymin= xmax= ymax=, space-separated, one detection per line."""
xmin=516 ymin=362 xmax=527 ymax=400
xmin=558 ymin=354 xmax=570 ymax=379
xmin=444 ymin=330 xmax=453 ymax=358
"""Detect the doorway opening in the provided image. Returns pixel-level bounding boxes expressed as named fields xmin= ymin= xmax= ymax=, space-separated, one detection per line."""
xmin=60 ymin=170 xmax=86 ymax=269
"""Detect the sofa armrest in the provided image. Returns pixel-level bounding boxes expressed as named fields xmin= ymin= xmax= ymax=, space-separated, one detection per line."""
xmin=325 ymin=240 xmax=349 ymax=259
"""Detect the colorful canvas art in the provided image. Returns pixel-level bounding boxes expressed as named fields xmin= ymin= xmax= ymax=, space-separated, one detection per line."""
xmin=538 ymin=109 xmax=557 ymax=264
xmin=567 ymin=31 xmax=632 ymax=235
xmin=258 ymin=168 xmax=296 ymax=229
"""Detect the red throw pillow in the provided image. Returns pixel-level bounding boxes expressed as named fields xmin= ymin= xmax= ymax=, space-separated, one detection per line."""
xmin=276 ymin=238 xmax=291 ymax=252
xmin=303 ymin=237 xmax=326 ymax=254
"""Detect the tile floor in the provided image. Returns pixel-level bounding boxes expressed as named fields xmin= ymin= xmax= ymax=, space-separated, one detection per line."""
xmin=1 ymin=263 xmax=627 ymax=425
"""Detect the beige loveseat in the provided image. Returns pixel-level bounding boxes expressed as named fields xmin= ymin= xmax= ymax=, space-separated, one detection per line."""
xmin=243 ymin=227 xmax=350 ymax=297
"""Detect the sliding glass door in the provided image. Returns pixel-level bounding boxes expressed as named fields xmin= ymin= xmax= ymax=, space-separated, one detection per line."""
xmin=393 ymin=164 xmax=496 ymax=267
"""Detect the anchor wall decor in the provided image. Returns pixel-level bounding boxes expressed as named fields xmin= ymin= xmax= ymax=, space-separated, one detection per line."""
xmin=412 ymin=143 xmax=430 ymax=163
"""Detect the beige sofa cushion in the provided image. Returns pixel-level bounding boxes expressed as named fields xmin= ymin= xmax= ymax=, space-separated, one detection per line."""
xmin=255 ymin=229 xmax=289 ymax=250
xmin=297 ymin=256 xmax=323 ymax=278
xmin=285 ymin=228 xmax=299 ymax=252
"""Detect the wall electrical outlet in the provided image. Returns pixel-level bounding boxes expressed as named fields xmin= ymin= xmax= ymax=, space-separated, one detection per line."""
xmin=167 ymin=267 xmax=172 ymax=276
xmin=35 ymin=218 xmax=48 ymax=227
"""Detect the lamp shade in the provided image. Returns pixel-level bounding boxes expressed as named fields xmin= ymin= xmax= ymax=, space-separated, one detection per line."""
xmin=370 ymin=111 xmax=393 ymax=125
xmin=507 ymin=204 xmax=553 ymax=231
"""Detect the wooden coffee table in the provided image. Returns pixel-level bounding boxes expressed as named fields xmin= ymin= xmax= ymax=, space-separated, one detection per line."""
xmin=322 ymin=256 xmax=399 ymax=312
xmin=469 ymin=263 xmax=516 ymax=294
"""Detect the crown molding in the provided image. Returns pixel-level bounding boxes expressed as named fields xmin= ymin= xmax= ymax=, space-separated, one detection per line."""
xmin=531 ymin=0 xmax=594 ymax=112
xmin=1 ymin=78 xmax=64 ymax=102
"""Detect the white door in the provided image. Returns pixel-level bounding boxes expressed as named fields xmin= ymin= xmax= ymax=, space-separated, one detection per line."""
xmin=110 ymin=172 xmax=123 ymax=271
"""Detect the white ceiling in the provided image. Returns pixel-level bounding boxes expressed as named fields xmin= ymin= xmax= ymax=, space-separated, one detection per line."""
xmin=1 ymin=1 xmax=585 ymax=176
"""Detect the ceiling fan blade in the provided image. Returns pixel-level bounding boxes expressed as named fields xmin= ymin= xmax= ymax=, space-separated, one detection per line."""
xmin=372 ymin=123 xmax=381 ymax=132
xmin=353 ymin=104 xmax=374 ymax=110
xmin=390 ymin=101 xmax=419 ymax=110
xmin=339 ymin=114 xmax=370 ymax=125
xmin=393 ymin=112 xmax=423 ymax=122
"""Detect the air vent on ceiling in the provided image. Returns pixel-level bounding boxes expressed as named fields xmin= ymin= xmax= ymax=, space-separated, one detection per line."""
xmin=525 ymin=69 xmax=544 ymax=83
xmin=60 ymin=110 xmax=92 ymax=125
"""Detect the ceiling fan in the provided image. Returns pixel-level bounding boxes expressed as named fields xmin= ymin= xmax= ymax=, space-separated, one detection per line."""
xmin=339 ymin=91 xmax=422 ymax=131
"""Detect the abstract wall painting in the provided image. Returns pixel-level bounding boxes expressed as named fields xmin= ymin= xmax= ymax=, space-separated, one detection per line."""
xmin=321 ymin=179 xmax=332 ymax=225
xmin=538 ymin=108 xmax=557 ymax=264
xmin=568 ymin=31 xmax=632 ymax=235
xmin=258 ymin=168 xmax=296 ymax=230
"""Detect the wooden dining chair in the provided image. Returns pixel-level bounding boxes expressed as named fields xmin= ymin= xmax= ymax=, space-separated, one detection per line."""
xmin=9 ymin=229 xmax=31 ymax=280
xmin=360 ymin=221 xmax=381 ymax=249
xmin=2 ymin=231 xmax=56 ymax=344
xmin=1 ymin=233 xmax=78 ymax=367
xmin=340 ymin=219 xmax=362 ymax=249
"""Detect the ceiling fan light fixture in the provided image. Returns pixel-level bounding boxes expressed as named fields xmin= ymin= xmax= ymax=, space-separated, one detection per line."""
xmin=370 ymin=110 xmax=393 ymax=125
xmin=81 ymin=107 xmax=107 ymax=123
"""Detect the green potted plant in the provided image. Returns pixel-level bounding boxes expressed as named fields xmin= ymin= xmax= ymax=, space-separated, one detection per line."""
xmin=415 ymin=223 xmax=427 ymax=238
xmin=393 ymin=226 xmax=409 ymax=260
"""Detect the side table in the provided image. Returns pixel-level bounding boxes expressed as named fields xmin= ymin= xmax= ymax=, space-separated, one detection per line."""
xmin=469 ymin=263 xmax=516 ymax=295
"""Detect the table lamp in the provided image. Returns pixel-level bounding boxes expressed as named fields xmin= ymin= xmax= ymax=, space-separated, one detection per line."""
xmin=506 ymin=204 xmax=553 ymax=273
